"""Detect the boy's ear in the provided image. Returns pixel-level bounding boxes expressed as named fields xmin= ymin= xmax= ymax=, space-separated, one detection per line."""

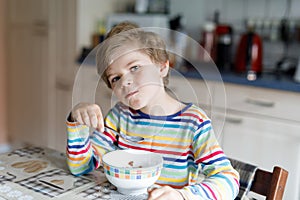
xmin=160 ymin=61 xmax=169 ymax=77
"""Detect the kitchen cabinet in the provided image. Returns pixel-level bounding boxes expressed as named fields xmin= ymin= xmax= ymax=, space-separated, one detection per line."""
xmin=212 ymin=82 xmax=300 ymax=200
xmin=50 ymin=0 xmax=77 ymax=152
xmin=7 ymin=0 xmax=77 ymax=152
xmin=213 ymin=110 xmax=300 ymax=200
xmin=7 ymin=0 xmax=50 ymax=147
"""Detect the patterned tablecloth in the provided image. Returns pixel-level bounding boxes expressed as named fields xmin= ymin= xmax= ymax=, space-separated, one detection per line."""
xmin=0 ymin=146 xmax=148 ymax=200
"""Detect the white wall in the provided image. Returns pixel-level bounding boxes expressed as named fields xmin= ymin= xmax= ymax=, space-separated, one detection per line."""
xmin=76 ymin=0 xmax=133 ymax=53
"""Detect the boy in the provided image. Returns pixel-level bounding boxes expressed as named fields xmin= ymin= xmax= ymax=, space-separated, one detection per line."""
xmin=67 ymin=22 xmax=239 ymax=200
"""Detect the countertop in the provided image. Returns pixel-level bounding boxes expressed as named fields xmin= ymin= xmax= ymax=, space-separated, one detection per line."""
xmin=180 ymin=68 xmax=300 ymax=93
xmin=78 ymin=55 xmax=300 ymax=93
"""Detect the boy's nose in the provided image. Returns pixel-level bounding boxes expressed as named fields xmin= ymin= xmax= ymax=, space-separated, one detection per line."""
xmin=121 ymin=75 xmax=133 ymax=87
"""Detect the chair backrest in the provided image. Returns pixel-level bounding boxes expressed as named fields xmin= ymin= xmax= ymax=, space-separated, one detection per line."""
xmin=250 ymin=166 xmax=288 ymax=200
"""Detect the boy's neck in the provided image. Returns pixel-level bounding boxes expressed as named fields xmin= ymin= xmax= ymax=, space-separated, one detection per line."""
xmin=140 ymin=93 xmax=185 ymax=116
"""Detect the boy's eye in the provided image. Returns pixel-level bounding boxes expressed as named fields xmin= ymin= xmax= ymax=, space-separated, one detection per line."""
xmin=110 ymin=76 xmax=120 ymax=83
xmin=130 ymin=65 xmax=140 ymax=72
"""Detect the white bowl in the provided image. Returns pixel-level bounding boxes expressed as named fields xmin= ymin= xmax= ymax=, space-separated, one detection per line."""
xmin=102 ymin=149 xmax=163 ymax=195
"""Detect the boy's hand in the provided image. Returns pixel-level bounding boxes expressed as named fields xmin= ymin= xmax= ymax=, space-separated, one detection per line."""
xmin=147 ymin=186 xmax=184 ymax=200
xmin=71 ymin=103 xmax=104 ymax=132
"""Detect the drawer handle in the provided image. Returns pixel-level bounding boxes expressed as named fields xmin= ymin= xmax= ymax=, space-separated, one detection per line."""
xmin=225 ymin=117 xmax=243 ymax=124
xmin=56 ymin=81 xmax=72 ymax=91
xmin=245 ymin=98 xmax=275 ymax=108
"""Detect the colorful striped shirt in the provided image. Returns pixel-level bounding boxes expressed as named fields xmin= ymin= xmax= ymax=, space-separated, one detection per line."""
xmin=67 ymin=102 xmax=239 ymax=199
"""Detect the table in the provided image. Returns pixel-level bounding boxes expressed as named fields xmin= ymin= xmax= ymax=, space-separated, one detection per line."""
xmin=0 ymin=146 xmax=148 ymax=200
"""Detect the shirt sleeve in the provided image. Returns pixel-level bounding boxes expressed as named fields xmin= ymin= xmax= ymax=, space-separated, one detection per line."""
xmin=178 ymin=119 xmax=240 ymax=200
xmin=66 ymin=108 xmax=119 ymax=176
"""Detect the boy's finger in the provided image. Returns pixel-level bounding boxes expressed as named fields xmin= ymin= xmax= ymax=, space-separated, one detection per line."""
xmin=82 ymin=110 xmax=90 ymax=126
xmin=87 ymin=110 xmax=98 ymax=128
xmin=147 ymin=187 xmax=164 ymax=200
xmin=147 ymin=185 xmax=160 ymax=193
xmin=91 ymin=114 xmax=98 ymax=128
xmin=77 ymin=114 xmax=83 ymax=124
xmin=97 ymin=111 xmax=104 ymax=132
xmin=73 ymin=111 xmax=83 ymax=124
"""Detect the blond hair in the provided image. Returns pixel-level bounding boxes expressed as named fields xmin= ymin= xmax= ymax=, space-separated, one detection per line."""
xmin=96 ymin=21 xmax=169 ymax=88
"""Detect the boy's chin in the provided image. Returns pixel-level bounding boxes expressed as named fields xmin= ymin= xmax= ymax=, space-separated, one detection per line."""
xmin=122 ymin=99 xmax=144 ymax=110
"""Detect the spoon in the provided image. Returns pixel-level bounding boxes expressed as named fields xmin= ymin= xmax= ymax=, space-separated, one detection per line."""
xmin=118 ymin=132 xmax=144 ymax=142
xmin=94 ymin=127 xmax=144 ymax=143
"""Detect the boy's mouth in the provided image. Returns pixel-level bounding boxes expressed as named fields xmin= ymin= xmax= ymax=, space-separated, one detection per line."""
xmin=125 ymin=91 xmax=138 ymax=99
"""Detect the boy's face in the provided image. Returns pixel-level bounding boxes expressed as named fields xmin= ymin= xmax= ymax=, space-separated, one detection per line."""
xmin=106 ymin=50 xmax=168 ymax=111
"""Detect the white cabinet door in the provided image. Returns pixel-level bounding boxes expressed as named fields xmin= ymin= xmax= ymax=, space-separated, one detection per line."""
xmin=7 ymin=0 xmax=50 ymax=147
xmin=8 ymin=0 xmax=49 ymax=25
xmin=218 ymin=112 xmax=300 ymax=200
xmin=49 ymin=0 xmax=77 ymax=152
xmin=7 ymin=0 xmax=77 ymax=152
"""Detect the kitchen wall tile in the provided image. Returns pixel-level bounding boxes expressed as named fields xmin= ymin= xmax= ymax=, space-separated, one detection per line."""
xmin=290 ymin=0 xmax=300 ymax=18
xmin=224 ymin=0 xmax=247 ymax=32
xmin=245 ymin=0 xmax=265 ymax=18
xmin=267 ymin=0 xmax=286 ymax=18
xmin=169 ymin=0 xmax=206 ymax=40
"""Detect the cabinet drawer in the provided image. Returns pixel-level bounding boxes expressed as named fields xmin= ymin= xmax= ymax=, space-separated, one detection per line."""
xmin=214 ymin=82 xmax=300 ymax=122
xmin=168 ymin=76 xmax=211 ymax=106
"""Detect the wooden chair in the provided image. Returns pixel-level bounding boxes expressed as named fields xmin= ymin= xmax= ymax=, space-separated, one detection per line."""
xmin=249 ymin=166 xmax=288 ymax=200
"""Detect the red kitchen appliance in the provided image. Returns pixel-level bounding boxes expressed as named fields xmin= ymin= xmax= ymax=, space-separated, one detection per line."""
xmin=235 ymin=29 xmax=263 ymax=76
xmin=215 ymin=24 xmax=233 ymax=71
